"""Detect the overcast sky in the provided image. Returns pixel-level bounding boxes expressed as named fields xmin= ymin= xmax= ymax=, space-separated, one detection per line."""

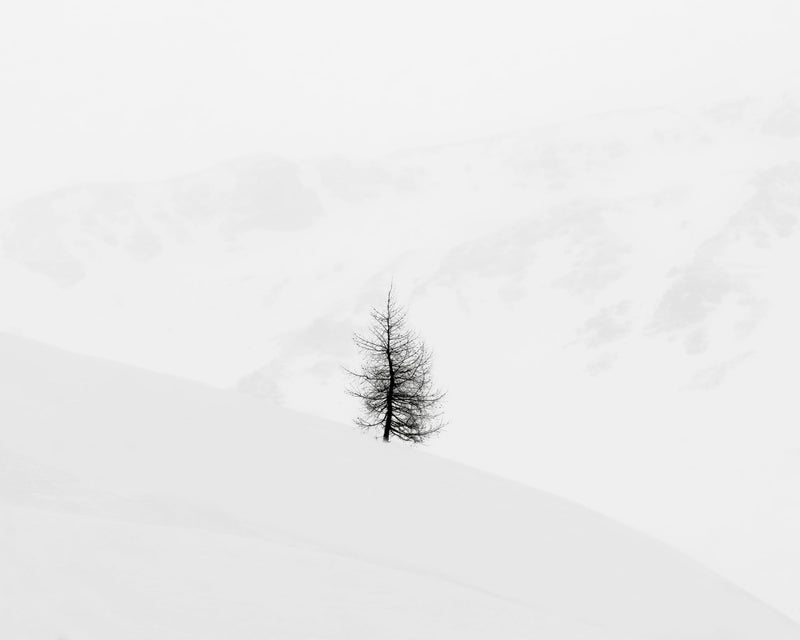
xmin=1 ymin=0 xmax=799 ymax=207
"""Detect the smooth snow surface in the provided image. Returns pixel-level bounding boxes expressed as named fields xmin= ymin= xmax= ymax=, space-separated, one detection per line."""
xmin=3 ymin=91 xmax=800 ymax=620
xmin=1 ymin=334 xmax=798 ymax=639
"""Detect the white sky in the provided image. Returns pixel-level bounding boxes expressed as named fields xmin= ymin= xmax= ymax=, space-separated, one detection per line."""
xmin=1 ymin=0 xmax=799 ymax=207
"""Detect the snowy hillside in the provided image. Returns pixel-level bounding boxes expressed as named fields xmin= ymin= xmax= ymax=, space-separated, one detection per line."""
xmin=1 ymin=333 xmax=798 ymax=639
xmin=2 ymin=85 xmax=800 ymax=620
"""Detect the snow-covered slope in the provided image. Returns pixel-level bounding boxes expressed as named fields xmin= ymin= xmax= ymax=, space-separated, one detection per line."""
xmin=2 ymin=85 xmax=800 ymax=621
xmin=1 ymin=333 xmax=799 ymax=639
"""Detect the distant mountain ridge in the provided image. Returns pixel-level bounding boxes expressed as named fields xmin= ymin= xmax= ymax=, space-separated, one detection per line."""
xmin=2 ymin=85 xmax=800 ymax=621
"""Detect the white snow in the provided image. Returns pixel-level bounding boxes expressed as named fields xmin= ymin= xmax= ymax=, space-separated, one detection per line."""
xmin=1 ymin=333 xmax=798 ymax=639
xmin=2 ymin=86 xmax=800 ymax=623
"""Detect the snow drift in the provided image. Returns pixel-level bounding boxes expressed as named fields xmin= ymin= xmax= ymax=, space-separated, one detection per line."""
xmin=1 ymin=333 xmax=797 ymax=639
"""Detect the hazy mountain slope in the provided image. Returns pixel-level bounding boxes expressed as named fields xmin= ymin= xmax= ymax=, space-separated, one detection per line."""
xmin=1 ymin=333 xmax=799 ymax=639
xmin=1 ymin=85 xmax=800 ymax=619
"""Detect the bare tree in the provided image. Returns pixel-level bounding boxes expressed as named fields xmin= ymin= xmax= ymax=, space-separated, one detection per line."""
xmin=346 ymin=285 xmax=445 ymax=443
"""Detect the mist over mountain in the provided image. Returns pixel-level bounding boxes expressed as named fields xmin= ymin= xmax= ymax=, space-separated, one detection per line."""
xmin=2 ymin=86 xmax=800 ymax=620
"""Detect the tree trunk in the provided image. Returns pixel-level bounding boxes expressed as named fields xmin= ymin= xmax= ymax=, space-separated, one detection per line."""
xmin=382 ymin=287 xmax=395 ymax=442
xmin=383 ymin=359 xmax=394 ymax=442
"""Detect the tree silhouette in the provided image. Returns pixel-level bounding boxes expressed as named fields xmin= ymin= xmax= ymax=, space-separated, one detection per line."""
xmin=346 ymin=285 xmax=445 ymax=443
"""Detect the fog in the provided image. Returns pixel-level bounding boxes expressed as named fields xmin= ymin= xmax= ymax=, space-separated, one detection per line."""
xmin=2 ymin=0 xmax=797 ymax=205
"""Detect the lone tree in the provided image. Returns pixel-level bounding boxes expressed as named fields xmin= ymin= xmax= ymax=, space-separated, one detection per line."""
xmin=346 ymin=285 xmax=445 ymax=443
